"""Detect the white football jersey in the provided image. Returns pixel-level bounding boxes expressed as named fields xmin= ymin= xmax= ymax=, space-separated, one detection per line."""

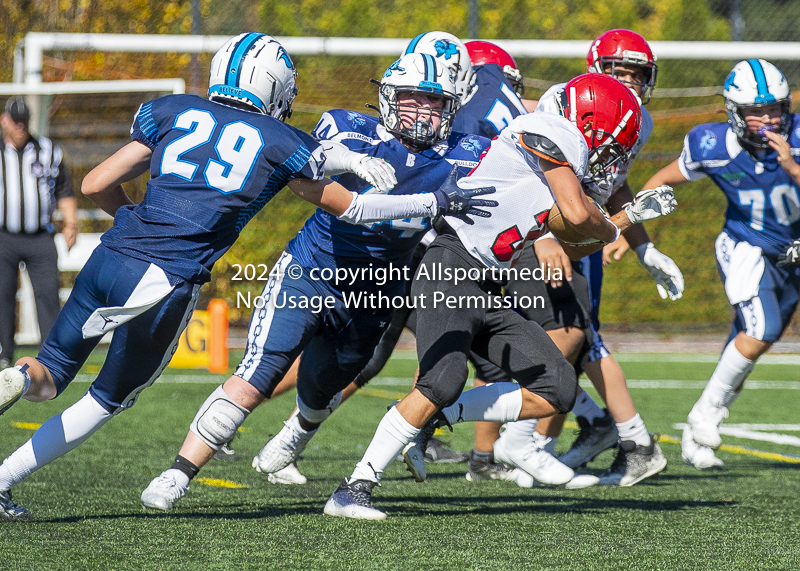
xmin=448 ymin=112 xmax=588 ymax=269
xmin=536 ymin=82 xmax=653 ymax=201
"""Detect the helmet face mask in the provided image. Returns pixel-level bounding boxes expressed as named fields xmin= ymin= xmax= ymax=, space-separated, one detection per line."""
xmin=379 ymin=54 xmax=460 ymax=148
xmin=587 ymin=29 xmax=658 ymax=104
xmin=557 ymin=74 xmax=641 ymax=192
xmin=403 ymin=31 xmax=476 ymax=105
xmin=723 ymin=59 xmax=791 ymax=150
xmin=208 ymin=33 xmax=298 ymax=121
xmin=465 ymin=40 xmax=525 ymax=98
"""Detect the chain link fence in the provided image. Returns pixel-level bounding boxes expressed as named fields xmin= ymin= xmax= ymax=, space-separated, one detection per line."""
xmin=2 ymin=0 xmax=798 ymax=333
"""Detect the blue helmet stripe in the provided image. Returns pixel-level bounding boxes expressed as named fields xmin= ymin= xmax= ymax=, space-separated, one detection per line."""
xmin=226 ymin=33 xmax=263 ymax=88
xmin=422 ymin=53 xmax=435 ymax=83
xmin=405 ymin=33 xmax=426 ymax=54
xmin=747 ymin=59 xmax=776 ymax=104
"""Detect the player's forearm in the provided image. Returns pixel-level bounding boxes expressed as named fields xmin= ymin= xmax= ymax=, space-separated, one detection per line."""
xmin=289 ymin=178 xmax=438 ymax=223
xmin=82 ymin=141 xmax=150 ymax=216
xmin=318 ymin=140 xmax=362 ymax=176
xmin=57 ymin=196 xmax=79 ymax=227
xmin=641 ymin=159 xmax=688 ymax=192
xmin=84 ymin=186 xmax=135 ymax=217
xmin=338 ymin=191 xmax=437 ymax=224
xmin=607 ymin=182 xmax=650 ymax=248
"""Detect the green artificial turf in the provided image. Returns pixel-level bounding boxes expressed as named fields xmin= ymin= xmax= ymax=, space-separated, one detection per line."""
xmin=1 ymin=351 xmax=798 ymax=570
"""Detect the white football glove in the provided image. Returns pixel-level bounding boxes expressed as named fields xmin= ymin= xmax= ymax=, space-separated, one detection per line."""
xmin=777 ymin=239 xmax=800 ymax=268
xmin=349 ymin=154 xmax=397 ymax=194
xmin=635 ymin=242 xmax=685 ymax=300
xmin=624 ymin=185 xmax=678 ymax=224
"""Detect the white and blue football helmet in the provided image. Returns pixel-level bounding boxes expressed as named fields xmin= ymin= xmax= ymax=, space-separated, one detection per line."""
xmin=378 ymin=53 xmax=460 ymax=148
xmin=208 ymin=33 xmax=298 ymax=120
xmin=723 ymin=59 xmax=791 ymax=149
xmin=402 ymin=31 xmax=476 ymax=105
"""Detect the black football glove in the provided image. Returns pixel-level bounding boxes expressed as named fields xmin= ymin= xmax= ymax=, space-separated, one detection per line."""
xmin=432 ymin=166 xmax=498 ymax=224
xmin=777 ymin=239 xmax=800 ymax=268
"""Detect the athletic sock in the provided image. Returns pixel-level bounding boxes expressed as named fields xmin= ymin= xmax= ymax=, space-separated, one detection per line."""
xmin=0 ymin=391 xmax=112 ymax=491
xmin=698 ymin=340 xmax=754 ymax=410
xmin=169 ymin=455 xmax=200 ymax=485
xmin=572 ymin=390 xmax=604 ymax=423
xmin=441 ymin=383 xmax=522 ymax=426
xmin=616 ymin=413 xmax=650 ymax=447
xmin=351 ymin=406 xmax=419 ymax=484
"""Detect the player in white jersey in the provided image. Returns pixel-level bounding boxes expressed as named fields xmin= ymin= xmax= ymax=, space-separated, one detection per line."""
xmin=324 ymin=73 xmax=679 ymax=520
xmin=468 ymin=30 xmax=680 ymax=488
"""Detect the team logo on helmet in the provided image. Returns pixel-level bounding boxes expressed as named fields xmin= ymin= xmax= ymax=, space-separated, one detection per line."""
xmin=276 ymin=46 xmax=293 ymax=69
xmin=434 ymin=40 xmax=458 ymax=59
xmin=383 ymin=60 xmax=405 ymax=78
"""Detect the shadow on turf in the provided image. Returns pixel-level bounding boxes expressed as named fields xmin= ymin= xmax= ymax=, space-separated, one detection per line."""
xmin=35 ymin=493 xmax=734 ymax=523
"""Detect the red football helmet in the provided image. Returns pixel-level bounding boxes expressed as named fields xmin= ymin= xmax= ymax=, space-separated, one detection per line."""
xmin=465 ymin=40 xmax=524 ymax=98
xmin=559 ymin=73 xmax=641 ymax=191
xmin=586 ymin=29 xmax=658 ymax=103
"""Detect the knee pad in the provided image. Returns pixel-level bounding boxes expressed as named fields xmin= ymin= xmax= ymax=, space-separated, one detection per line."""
xmin=190 ymin=386 xmax=250 ymax=450
xmin=296 ymin=392 xmax=342 ymax=425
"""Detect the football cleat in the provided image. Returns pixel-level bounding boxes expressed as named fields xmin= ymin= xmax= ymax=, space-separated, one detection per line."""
xmin=494 ymin=432 xmax=574 ymax=486
xmin=515 ymin=471 xmax=599 ymax=489
xmin=401 ymin=412 xmax=451 ymax=482
xmin=324 ymin=479 xmax=386 ymax=520
xmin=0 ymin=489 xmax=30 ymax=520
xmin=213 ymin=442 xmax=241 ymax=461
xmin=465 ymin=450 xmax=519 ymax=482
xmin=252 ymin=419 xmax=315 ymax=475
xmin=686 ymin=402 xmax=728 ymax=450
xmin=0 ymin=366 xmax=29 ymax=417
xmin=267 ymin=463 xmax=308 ymax=485
xmin=559 ymin=410 xmax=619 ymax=468
xmin=141 ymin=472 xmax=188 ymax=511
xmin=424 ymin=438 xmax=469 ymax=464
xmin=682 ymin=425 xmax=724 ymax=470
xmin=598 ymin=435 xmax=667 ymax=487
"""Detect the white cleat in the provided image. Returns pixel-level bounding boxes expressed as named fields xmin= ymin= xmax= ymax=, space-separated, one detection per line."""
xmin=682 ymin=426 xmax=724 ymax=470
xmin=324 ymin=479 xmax=386 ymax=520
xmin=494 ymin=433 xmax=574 ymax=486
xmin=0 ymin=367 xmax=28 ymax=416
xmin=141 ymin=472 xmax=188 ymax=511
xmin=253 ymin=418 xmax=315 ymax=475
xmin=686 ymin=403 xmax=728 ymax=450
xmin=267 ymin=463 xmax=308 ymax=485
xmin=402 ymin=442 xmax=426 ymax=483
xmin=516 ymin=470 xmax=598 ymax=489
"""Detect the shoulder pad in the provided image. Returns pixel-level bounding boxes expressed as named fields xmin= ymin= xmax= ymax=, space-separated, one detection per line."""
xmin=519 ymin=133 xmax=569 ymax=166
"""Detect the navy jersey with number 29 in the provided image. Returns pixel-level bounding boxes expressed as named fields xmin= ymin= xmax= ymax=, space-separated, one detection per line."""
xmin=101 ymin=94 xmax=325 ymax=284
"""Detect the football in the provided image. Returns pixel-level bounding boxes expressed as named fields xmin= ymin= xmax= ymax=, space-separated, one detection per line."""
xmin=546 ymin=201 xmax=602 ymax=246
xmin=546 ymin=201 xmax=607 ymax=260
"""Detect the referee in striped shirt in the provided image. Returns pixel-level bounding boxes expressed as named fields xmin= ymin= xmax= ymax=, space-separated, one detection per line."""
xmin=0 ymin=96 xmax=78 ymax=369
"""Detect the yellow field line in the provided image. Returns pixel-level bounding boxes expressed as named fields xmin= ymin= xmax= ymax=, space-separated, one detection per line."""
xmin=195 ymin=477 xmax=247 ymax=489
xmin=657 ymin=434 xmax=800 ymax=464
xmin=10 ymin=422 xmax=42 ymax=430
xmin=358 ymin=387 xmax=409 ymax=400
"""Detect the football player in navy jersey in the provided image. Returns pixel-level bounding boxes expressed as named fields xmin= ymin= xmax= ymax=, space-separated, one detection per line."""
xmin=0 ymin=35 xmax=491 ymax=520
xmin=453 ymin=40 xmax=537 ymax=138
xmin=642 ymin=59 xmax=800 ymax=470
xmin=139 ymin=52 xmax=495 ymax=511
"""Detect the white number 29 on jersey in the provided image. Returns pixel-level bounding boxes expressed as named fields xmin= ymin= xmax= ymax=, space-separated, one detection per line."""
xmin=161 ymin=109 xmax=264 ymax=194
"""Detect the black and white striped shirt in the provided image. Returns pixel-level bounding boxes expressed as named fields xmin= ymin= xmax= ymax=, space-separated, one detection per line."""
xmin=1 ymin=136 xmax=73 ymax=234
